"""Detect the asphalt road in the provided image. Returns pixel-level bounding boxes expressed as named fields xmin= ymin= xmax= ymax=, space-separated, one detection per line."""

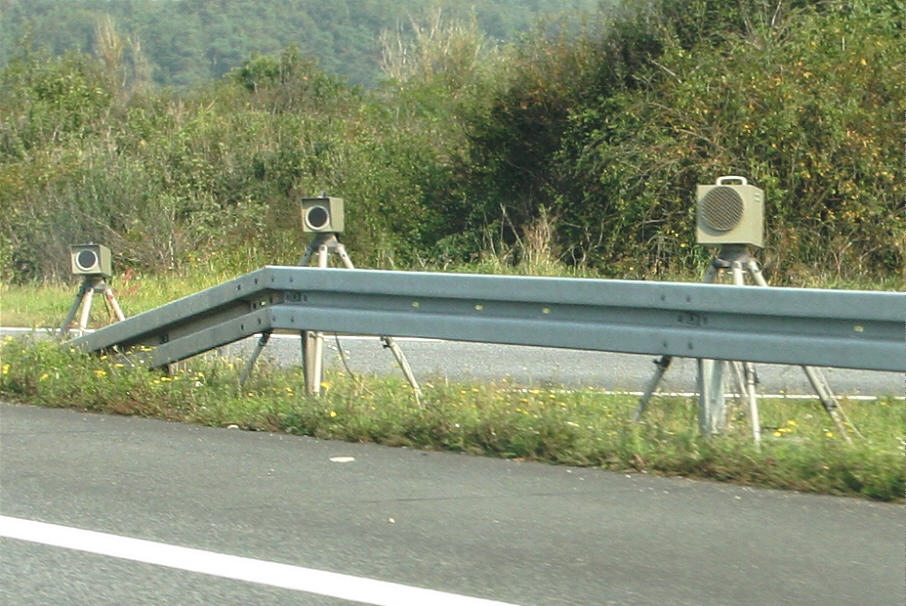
xmin=1 ymin=403 xmax=902 ymax=605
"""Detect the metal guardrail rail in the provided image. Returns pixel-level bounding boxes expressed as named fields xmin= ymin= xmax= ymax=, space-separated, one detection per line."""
xmin=68 ymin=266 xmax=902 ymax=373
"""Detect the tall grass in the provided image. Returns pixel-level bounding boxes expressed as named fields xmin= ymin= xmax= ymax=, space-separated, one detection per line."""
xmin=0 ymin=266 xmax=250 ymax=328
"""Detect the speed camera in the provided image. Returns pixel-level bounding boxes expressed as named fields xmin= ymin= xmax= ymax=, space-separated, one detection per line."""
xmin=301 ymin=196 xmax=344 ymax=233
xmin=70 ymin=243 xmax=112 ymax=277
xmin=696 ymin=176 xmax=764 ymax=248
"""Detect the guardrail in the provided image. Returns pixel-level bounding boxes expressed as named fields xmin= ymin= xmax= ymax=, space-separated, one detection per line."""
xmin=69 ymin=266 xmax=902 ymax=373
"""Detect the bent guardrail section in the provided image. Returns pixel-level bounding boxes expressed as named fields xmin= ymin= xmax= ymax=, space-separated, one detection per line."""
xmin=67 ymin=266 xmax=902 ymax=373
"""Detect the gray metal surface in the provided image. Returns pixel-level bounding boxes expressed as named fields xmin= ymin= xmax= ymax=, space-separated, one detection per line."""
xmin=68 ymin=266 xmax=902 ymax=372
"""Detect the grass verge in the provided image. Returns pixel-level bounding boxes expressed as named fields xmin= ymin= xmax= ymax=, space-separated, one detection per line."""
xmin=0 ymin=268 xmax=248 ymax=328
xmin=1 ymin=335 xmax=901 ymax=501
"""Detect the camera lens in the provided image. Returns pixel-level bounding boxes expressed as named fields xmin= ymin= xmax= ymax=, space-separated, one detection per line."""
xmin=76 ymin=249 xmax=98 ymax=271
xmin=306 ymin=205 xmax=330 ymax=230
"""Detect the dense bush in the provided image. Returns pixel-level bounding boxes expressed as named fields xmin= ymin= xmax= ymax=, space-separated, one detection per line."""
xmin=0 ymin=0 xmax=900 ymax=284
xmin=461 ymin=0 xmax=902 ymax=280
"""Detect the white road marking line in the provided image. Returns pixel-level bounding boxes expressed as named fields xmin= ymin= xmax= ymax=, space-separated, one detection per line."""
xmin=0 ymin=516 xmax=520 ymax=606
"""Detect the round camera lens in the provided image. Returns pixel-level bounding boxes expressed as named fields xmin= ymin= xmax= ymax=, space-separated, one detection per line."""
xmin=76 ymin=249 xmax=98 ymax=270
xmin=306 ymin=206 xmax=329 ymax=230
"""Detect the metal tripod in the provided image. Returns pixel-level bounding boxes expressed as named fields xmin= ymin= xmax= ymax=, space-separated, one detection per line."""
xmin=631 ymin=245 xmax=856 ymax=445
xmin=58 ymin=276 xmax=125 ymax=339
xmin=239 ymin=233 xmax=422 ymax=404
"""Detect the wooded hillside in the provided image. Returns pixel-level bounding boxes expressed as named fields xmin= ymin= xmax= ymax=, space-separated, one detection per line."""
xmin=0 ymin=0 xmax=900 ymax=286
xmin=0 ymin=0 xmax=600 ymax=87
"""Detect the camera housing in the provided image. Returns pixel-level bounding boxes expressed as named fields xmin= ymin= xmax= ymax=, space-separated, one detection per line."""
xmin=301 ymin=196 xmax=344 ymax=234
xmin=696 ymin=176 xmax=764 ymax=248
xmin=70 ymin=243 xmax=112 ymax=277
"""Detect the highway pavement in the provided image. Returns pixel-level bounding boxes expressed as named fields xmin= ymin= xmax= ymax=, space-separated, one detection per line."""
xmin=1 ymin=402 xmax=902 ymax=605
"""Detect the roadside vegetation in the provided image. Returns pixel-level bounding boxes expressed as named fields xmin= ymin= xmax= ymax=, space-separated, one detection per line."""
xmin=1 ymin=336 xmax=901 ymax=501
xmin=0 ymin=0 xmax=900 ymax=285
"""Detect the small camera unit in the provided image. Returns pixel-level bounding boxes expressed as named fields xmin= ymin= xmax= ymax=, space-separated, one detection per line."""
xmin=696 ymin=176 xmax=764 ymax=248
xmin=301 ymin=196 xmax=344 ymax=234
xmin=70 ymin=243 xmax=112 ymax=277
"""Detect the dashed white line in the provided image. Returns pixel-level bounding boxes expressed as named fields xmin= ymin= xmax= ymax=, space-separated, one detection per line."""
xmin=0 ymin=516 xmax=520 ymax=606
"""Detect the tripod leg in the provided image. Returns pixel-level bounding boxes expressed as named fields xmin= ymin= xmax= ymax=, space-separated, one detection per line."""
xmin=802 ymin=366 xmax=856 ymax=443
xmin=335 ymin=242 xmax=355 ymax=270
xmin=702 ymin=260 xmax=720 ymax=284
xmin=336 ymin=242 xmax=422 ymax=403
xmin=743 ymin=361 xmax=761 ymax=446
xmin=729 ymin=361 xmax=749 ymax=402
xmin=310 ymin=242 xmax=329 ymax=393
xmin=239 ymin=331 xmax=271 ymax=387
xmin=104 ymin=288 xmax=126 ymax=322
xmin=632 ymin=356 xmax=672 ymax=421
xmin=694 ymin=258 xmax=728 ymax=435
xmin=298 ymin=239 xmax=320 ymax=266
xmin=381 ymin=336 xmax=423 ymax=405
xmin=744 ymin=258 xmax=769 ymax=288
xmin=727 ymin=360 xmax=748 ymax=433
xmin=746 ymin=257 xmax=854 ymax=443
xmin=299 ymin=235 xmax=324 ymax=395
xmin=77 ymin=286 xmax=96 ymax=334
xmin=301 ymin=242 xmax=330 ymax=396
xmin=59 ymin=280 xmax=90 ymax=339
xmin=730 ymin=260 xmax=761 ymax=446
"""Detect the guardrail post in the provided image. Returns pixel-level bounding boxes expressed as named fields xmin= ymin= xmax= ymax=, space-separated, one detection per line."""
xmin=301 ymin=330 xmax=322 ymax=395
xmin=697 ymin=358 xmax=728 ymax=436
